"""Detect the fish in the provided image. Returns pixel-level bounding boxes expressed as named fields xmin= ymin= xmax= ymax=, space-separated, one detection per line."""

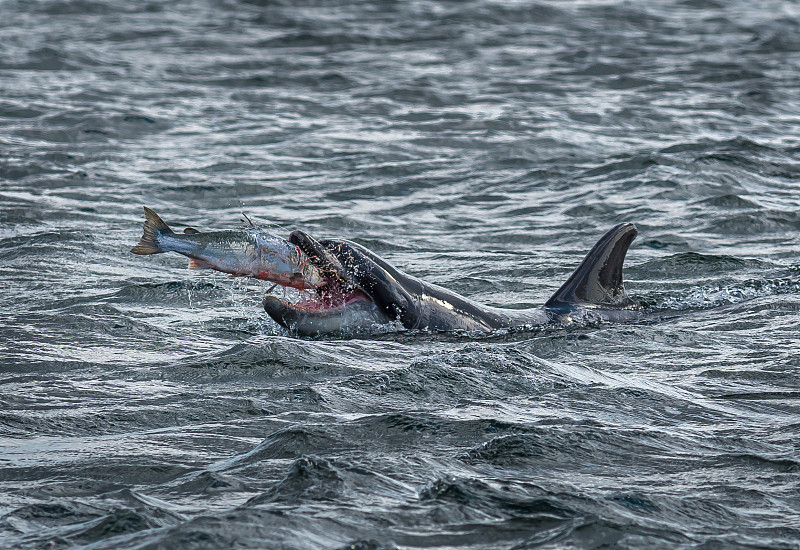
xmin=131 ymin=206 xmax=324 ymax=289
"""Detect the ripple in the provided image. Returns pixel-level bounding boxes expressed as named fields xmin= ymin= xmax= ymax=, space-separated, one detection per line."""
xmin=2 ymin=0 xmax=800 ymax=548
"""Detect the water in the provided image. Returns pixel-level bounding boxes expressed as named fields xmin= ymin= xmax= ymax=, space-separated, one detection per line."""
xmin=2 ymin=0 xmax=800 ymax=548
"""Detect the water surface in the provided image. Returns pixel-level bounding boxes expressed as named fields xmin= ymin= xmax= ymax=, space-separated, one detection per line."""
xmin=2 ymin=0 xmax=800 ymax=548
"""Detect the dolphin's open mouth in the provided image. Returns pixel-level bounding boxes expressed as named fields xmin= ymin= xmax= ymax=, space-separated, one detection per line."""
xmin=267 ymin=282 xmax=372 ymax=312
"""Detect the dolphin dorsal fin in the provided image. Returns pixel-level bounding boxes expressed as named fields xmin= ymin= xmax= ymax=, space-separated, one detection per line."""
xmin=545 ymin=223 xmax=638 ymax=310
xmin=184 ymin=227 xmax=200 ymax=235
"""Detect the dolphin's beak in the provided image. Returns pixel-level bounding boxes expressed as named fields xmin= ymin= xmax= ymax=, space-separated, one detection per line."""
xmin=289 ymin=230 xmax=353 ymax=289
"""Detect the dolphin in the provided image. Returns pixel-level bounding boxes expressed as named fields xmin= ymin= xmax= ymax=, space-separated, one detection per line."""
xmin=263 ymin=223 xmax=641 ymax=336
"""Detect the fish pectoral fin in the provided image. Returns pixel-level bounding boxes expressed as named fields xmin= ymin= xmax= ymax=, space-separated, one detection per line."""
xmin=184 ymin=227 xmax=200 ymax=235
xmin=188 ymin=258 xmax=211 ymax=269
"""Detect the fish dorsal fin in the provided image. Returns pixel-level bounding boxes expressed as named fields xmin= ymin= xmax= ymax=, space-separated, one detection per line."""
xmin=545 ymin=223 xmax=638 ymax=310
xmin=184 ymin=227 xmax=200 ymax=235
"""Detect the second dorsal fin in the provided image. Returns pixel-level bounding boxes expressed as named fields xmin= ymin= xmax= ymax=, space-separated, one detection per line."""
xmin=545 ymin=223 xmax=638 ymax=310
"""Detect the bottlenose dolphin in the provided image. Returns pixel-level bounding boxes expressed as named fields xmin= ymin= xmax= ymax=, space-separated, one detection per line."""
xmin=263 ymin=223 xmax=640 ymax=336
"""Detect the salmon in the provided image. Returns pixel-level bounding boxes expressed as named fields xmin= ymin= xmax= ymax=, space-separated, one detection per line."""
xmin=131 ymin=207 xmax=323 ymax=289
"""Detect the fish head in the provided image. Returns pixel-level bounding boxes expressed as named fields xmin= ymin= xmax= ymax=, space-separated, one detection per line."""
xmin=248 ymin=230 xmax=325 ymax=290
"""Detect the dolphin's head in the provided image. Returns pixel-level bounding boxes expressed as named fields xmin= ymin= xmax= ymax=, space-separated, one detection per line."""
xmin=262 ymin=231 xmax=393 ymax=336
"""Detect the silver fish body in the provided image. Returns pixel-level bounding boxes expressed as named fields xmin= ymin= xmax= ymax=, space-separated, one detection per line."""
xmin=131 ymin=207 xmax=323 ymax=289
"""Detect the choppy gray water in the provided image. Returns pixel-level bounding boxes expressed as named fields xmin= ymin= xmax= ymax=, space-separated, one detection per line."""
xmin=2 ymin=0 xmax=800 ymax=548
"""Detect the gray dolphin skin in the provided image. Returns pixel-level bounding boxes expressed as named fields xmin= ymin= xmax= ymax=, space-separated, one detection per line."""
xmin=263 ymin=223 xmax=641 ymax=336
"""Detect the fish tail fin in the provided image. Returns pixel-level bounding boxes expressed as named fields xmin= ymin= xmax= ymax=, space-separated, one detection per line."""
xmin=545 ymin=223 xmax=638 ymax=310
xmin=131 ymin=206 xmax=174 ymax=255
